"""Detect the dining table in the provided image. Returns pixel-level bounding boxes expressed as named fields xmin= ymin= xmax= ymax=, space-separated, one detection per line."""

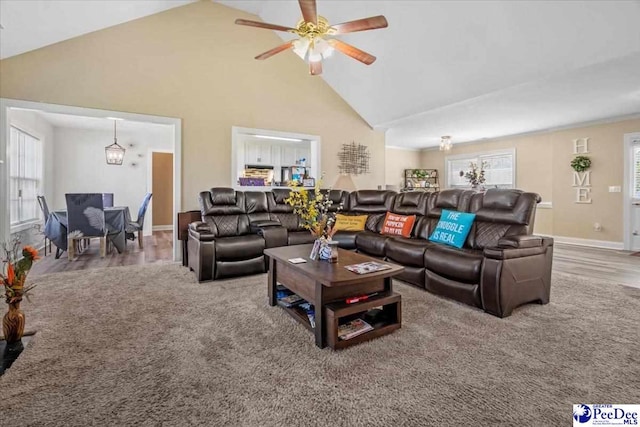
xmin=46 ymin=206 xmax=133 ymax=254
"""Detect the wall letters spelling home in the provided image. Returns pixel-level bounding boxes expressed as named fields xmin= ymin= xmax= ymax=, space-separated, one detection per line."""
xmin=572 ymin=137 xmax=591 ymax=204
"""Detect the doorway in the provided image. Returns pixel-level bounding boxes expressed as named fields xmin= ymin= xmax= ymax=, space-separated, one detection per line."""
xmin=0 ymin=98 xmax=182 ymax=261
xmin=150 ymin=151 xmax=174 ymax=232
xmin=623 ymin=132 xmax=640 ymax=251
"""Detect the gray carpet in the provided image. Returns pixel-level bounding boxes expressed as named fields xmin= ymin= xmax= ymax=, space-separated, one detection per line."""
xmin=1 ymin=264 xmax=639 ymax=426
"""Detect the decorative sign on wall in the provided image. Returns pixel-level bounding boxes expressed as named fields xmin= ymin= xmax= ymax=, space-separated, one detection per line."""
xmin=337 ymin=142 xmax=370 ymax=175
xmin=571 ymin=138 xmax=592 ymax=204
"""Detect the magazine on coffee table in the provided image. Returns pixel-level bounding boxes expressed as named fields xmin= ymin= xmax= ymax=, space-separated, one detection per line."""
xmin=344 ymin=261 xmax=392 ymax=275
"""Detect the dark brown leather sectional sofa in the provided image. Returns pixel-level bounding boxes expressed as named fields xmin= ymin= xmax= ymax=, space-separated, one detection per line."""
xmin=188 ymin=187 xmax=553 ymax=317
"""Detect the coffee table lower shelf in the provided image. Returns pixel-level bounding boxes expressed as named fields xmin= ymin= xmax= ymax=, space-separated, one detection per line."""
xmin=278 ymin=292 xmax=402 ymax=350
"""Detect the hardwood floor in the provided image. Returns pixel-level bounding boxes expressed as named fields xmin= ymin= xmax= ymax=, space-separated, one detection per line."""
xmin=30 ymin=231 xmax=174 ymax=277
xmin=553 ymin=243 xmax=640 ymax=289
xmin=30 ymin=236 xmax=640 ymax=290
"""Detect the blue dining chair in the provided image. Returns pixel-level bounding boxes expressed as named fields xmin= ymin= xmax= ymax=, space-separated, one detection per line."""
xmin=102 ymin=193 xmax=114 ymax=208
xmin=126 ymin=193 xmax=153 ymax=249
xmin=37 ymin=195 xmax=54 ymax=256
xmin=65 ymin=193 xmax=116 ymax=260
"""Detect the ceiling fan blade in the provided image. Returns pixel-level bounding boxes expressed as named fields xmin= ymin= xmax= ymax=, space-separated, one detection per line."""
xmin=328 ymin=39 xmax=376 ymax=65
xmin=235 ymin=19 xmax=295 ymax=32
xmin=309 ymin=61 xmax=322 ymax=76
xmin=255 ymin=41 xmax=295 ymax=60
xmin=332 ymin=15 xmax=388 ymax=34
xmin=298 ymin=0 xmax=317 ymax=24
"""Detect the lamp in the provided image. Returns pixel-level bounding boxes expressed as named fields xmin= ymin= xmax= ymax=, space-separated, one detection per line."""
xmin=439 ymin=135 xmax=452 ymax=151
xmin=333 ymin=174 xmax=357 ymax=191
xmin=105 ymin=120 xmax=126 ymax=165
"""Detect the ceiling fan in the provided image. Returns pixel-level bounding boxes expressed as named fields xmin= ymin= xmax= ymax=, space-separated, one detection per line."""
xmin=235 ymin=0 xmax=388 ymax=76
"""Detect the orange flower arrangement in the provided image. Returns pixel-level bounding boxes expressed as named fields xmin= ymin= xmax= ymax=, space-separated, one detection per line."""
xmin=1 ymin=240 xmax=39 ymax=304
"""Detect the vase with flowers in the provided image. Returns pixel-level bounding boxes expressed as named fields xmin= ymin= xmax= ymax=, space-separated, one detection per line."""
xmin=460 ymin=161 xmax=488 ymax=190
xmin=1 ymin=239 xmax=39 ymax=344
xmin=285 ymin=177 xmax=343 ymax=262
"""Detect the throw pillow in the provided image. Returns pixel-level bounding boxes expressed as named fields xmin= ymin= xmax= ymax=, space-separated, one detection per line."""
xmin=428 ymin=209 xmax=476 ymax=249
xmin=380 ymin=213 xmax=416 ymax=238
xmin=333 ymin=214 xmax=368 ymax=231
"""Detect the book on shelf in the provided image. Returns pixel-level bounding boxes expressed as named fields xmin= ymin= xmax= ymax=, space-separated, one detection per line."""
xmin=337 ymin=319 xmax=374 ymax=340
xmin=299 ymin=302 xmax=315 ymax=328
xmin=344 ymin=261 xmax=391 ymax=275
xmin=278 ymin=294 xmax=305 ymax=307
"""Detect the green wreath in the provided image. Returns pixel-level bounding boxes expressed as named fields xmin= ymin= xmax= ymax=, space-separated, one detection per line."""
xmin=571 ymin=156 xmax=591 ymax=172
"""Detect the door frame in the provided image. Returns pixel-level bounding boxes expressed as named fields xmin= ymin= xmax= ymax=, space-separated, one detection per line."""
xmin=623 ymin=132 xmax=640 ymax=250
xmin=147 ymin=149 xmax=174 ymax=234
xmin=0 ymin=98 xmax=182 ymax=261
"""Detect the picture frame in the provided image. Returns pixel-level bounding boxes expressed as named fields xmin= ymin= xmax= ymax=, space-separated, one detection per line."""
xmin=303 ymin=178 xmax=315 ymax=187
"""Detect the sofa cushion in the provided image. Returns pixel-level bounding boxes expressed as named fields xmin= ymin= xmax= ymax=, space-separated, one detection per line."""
xmin=333 ymin=214 xmax=367 ymax=231
xmin=424 ymin=244 xmax=483 ymax=284
xmin=428 ymin=209 xmax=476 ymax=249
xmin=288 ymin=231 xmax=317 ymax=246
xmin=385 ymin=237 xmax=433 ymax=267
xmin=332 ymin=230 xmax=358 ymax=249
xmin=381 ymin=213 xmax=416 ymax=238
xmin=355 ymin=231 xmax=389 ymax=257
xmin=215 ymin=234 xmax=265 ymax=262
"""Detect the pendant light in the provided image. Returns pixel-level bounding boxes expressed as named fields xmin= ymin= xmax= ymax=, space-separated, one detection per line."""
xmin=105 ymin=119 xmax=125 ymax=165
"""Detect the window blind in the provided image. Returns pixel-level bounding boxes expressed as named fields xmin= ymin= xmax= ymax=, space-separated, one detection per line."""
xmin=9 ymin=126 xmax=42 ymax=226
xmin=446 ymin=150 xmax=515 ymax=189
xmin=634 ymin=145 xmax=640 ymax=199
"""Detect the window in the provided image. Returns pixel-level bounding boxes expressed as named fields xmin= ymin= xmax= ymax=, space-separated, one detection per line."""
xmin=9 ymin=126 xmax=42 ymax=227
xmin=634 ymin=145 xmax=640 ymax=199
xmin=445 ymin=149 xmax=515 ymax=189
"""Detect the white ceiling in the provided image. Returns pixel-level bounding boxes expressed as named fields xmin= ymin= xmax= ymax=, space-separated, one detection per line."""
xmin=0 ymin=0 xmax=196 ymax=59
xmin=2 ymin=0 xmax=640 ymax=148
xmin=32 ymin=111 xmax=173 ymax=133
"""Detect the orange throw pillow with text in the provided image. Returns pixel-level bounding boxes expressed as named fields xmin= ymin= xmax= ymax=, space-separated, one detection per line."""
xmin=380 ymin=212 xmax=416 ymax=238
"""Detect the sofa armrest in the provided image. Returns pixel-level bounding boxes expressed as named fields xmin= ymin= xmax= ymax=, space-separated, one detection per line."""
xmin=188 ymin=221 xmax=216 ymax=241
xmin=251 ymin=223 xmax=288 ymax=248
xmin=485 ymin=236 xmax=553 ymax=260
xmin=249 ymin=220 xmax=282 ymax=232
xmin=497 ymin=235 xmax=543 ymax=249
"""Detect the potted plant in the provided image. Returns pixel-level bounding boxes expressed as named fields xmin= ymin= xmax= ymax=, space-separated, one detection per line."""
xmin=285 ymin=177 xmax=344 ymax=261
xmin=414 ymin=169 xmax=428 ymax=187
xmin=461 ymin=161 xmax=488 ymax=189
xmin=1 ymin=239 xmax=39 ymax=345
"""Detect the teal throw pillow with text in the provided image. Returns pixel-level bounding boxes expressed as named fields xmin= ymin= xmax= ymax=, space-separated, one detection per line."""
xmin=428 ymin=209 xmax=476 ymax=249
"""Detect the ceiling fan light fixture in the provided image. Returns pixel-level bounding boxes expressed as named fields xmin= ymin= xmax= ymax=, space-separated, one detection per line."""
xmin=292 ymin=37 xmax=310 ymax=59
xmin=439 ymin=136 xmax=453 ymax=151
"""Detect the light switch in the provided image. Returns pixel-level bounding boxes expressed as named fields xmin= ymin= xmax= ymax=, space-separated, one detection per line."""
xmin=609 ymin=186 xmax=621 ymax=193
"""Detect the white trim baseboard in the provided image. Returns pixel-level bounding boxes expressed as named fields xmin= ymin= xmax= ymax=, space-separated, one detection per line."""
xmin=152 ymin=225 xmax=173 ymax=231
xmin=548 ymin=235 xmax=624 ymax=250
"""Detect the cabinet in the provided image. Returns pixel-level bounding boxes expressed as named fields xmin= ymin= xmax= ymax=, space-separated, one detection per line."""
xmin=403 ymin=169 xmax=439 ymax=192
xmin=281 ymin=145 xmax=310 ymax=166
xmin=245 ymin=142 xmax=273 ymax=165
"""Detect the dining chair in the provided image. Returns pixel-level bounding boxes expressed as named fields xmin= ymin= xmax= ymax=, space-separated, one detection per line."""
xmin=126 ymin=193 xmax=153 ymax=249
xmin=36 ymin=195 xmax=53 ymax=256
xmin=65 ymin=193 xmax=115 ymax=260
xmin=102 ymin=193 xmax=114 ymax=208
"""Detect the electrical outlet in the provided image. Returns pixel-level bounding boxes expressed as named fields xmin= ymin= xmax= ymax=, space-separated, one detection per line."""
xmin=609 ymin=186 xmax=621 ymax=193
xmin=593 ymin=222 xmax=602 ymax=232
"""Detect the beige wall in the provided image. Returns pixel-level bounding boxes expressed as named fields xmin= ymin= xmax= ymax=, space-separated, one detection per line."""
xmin=152 ymin=152 xmax=174 ymax=226
xmin=384 ymin=147 xmax=422 ymax=189
xmin=421 ymin=118 xmax=640 ymax=241
xmin=0 ymin=1 xmax=386 ymax=210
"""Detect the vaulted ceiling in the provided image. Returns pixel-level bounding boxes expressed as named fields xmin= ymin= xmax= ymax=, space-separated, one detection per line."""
xmin=2 ymin=0 xmax=640 ymax=148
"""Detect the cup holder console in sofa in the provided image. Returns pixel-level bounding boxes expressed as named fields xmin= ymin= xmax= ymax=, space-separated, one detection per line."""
xmin=187 ymin=187 xmax=553 ymax=317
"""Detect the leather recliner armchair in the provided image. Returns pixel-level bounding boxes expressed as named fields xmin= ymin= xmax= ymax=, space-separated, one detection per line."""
xmin=187 ymin=188 xmax=266 ymax=281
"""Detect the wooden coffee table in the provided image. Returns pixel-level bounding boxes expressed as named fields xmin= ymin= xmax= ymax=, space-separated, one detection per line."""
xmin=264 ymin=245 xmax=404 ymax=350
